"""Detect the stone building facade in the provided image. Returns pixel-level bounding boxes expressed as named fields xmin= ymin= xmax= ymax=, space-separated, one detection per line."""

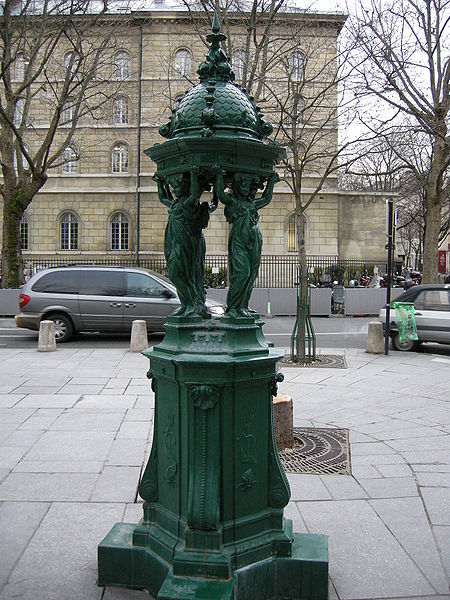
xmin=2 ymin=7 xmax=392 ymax=274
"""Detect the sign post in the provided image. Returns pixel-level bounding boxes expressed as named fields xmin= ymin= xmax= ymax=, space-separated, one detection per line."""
xmin=385 ymin=198 xmax=394 ymax=355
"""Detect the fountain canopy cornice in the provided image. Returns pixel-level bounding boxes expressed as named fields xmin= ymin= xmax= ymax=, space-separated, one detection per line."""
xmin=145 ymin=11 xmax=286 ymax=183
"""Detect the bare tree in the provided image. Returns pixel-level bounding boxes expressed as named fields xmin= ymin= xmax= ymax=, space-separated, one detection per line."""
xmin=342 ymin=131 xmax=450 ymax=270
xmin=346 ymin=0 xmax=450 ymax=283
xmin=176 ymin=1 xmax=364 ymax=361
xmin=0 ymin=0 xmax=127 ymax=287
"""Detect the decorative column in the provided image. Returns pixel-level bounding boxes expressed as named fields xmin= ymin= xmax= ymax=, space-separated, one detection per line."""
xmin=98 ymin=12 xmax=328 ymax=600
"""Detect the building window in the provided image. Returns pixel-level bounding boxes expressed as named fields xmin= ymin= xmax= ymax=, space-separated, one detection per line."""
xmin=20 ymin=216 xmax=29 ymax=250
xmin=286 ymin=95 xmax=305 ymax=126
xmin=61 ymin=146 xmax=78 ymax=174
xmin=288 ymin=214 xmax=297 ymax=252
xmin=111 ymin=212 xmax=129 ymax=250
xmin=112 ymin=96 xmax=129 ymax=124
xmin=60 ymin=212 xmax=78 ymax=250
xmin=14 ymin=53 xmax=25 ymax=81
xmin=64 ymin=51 xmax=79 ymax=76
xmin=287 ymin=213 xmax=306 ymax=252
xmin=113 ymin=51 xmax=130 ymax=80
xmin=111 ymin=143 xmax=128 ymax=173
xmin=174 ymin=49 xmax=191 ymax=77
xmin=60 ymin=99 xmax=75 ymax=126
xmin=13 ymin=97 xmax=25 ymax=127
xmin=13 ymin=146 xmax=26 ymax=174
xmin=233 ymin=49 xmax=245 ymax=80
xmin=289 ymin=50 xmax=305 ymax=82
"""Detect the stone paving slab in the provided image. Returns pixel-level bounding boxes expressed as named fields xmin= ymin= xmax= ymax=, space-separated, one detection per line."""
xmin=298 ymin=499 xmax=436 ymax=599
xmin=0 ymin=501 xmax=49 ymax=590
xmin=0 ymin=346 xmax=448 ymax=600
xmin=0 ymin=502 xmax=122 ymax=600
xmin=368 ymin=497 xmax=449 ymax=594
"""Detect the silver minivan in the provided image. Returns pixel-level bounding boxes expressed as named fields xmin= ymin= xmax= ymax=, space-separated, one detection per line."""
xmin=15 ymin=266 xmax=224 ymax=342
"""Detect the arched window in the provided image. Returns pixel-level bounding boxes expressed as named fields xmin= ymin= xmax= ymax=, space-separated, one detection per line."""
xmin=14 ymin=53 xmax=26 ymax=81
xmin=64 ymin=51 xmax=79 ymax=76
xmin=13 ymin=146 xmax=27 ymax=174
xmin=288 ymin=213 xmax=307 ymax=252
xmin=60 ymin=212 xmax=78 ymax=250
xmin=289 ymin=50 xmax=305 ymax=82
xmin=174 ymin=49 xmax=191 ymax=77
xmin=61 ymin=146 xmax=78 ymax=174
xmin=233 ymin=49 xmax=246 ymax=80
xmin=112 ymin=96 xmax=129 ymax=125
xmin=286 ymin=95 xmax=305 ymax=127
xmin=113 ymin=51 xmax=130 ymax=80
xmin=288 ymin=213 xmax=297 ymax=252
xmin=60 ymin=99 xmax=75 ymax=126
xmin=13 ymin=97 xmax=25 ymax=127
xmin=20 ymin=215 xmax=29 ymax=250
xmin=111 ymin=212 xmax=129 ymax=250
xmin=111 ymin=143 xmax=129 ymax=173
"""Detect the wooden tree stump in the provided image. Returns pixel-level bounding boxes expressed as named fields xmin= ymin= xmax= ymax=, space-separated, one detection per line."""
xmin=273 ymin=393 xmax=294 ymax=450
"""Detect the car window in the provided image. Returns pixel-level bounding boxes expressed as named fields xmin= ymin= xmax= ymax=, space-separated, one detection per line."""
xmin=126 ymin=272 xmax=167 ymax=298
xmin=32 ymin=271 xmax=79 ymax=294
xmin=78 ymin=270 xmax=123 ymax=296
xmin=415 ymin=290 xmax=450 ymax=311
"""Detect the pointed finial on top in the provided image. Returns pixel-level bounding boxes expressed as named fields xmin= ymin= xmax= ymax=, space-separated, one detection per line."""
xmin=198 ymin=10 xmax=234 ymax=82
xmin=212 ymin=10 xmax=221 ymax=34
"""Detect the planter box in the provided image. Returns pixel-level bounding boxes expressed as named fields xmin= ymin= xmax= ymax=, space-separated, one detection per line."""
xmin=0 ymin=289 xmax=20 ymax=316
xmin=207 ymin=287 xmax=332 ymax=316
xmin=344 ymin=287 xmax=404 ymax=316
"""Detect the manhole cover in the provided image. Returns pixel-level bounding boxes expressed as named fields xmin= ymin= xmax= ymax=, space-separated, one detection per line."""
xmin=280 ymin=355 xmax=347 ymax=369
xmin=279 ymin=427 xmax=351 ymax=475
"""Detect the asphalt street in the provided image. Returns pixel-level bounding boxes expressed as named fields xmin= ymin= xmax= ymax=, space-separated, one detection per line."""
xmin=1 ymin=316 xmax=449 ymax=354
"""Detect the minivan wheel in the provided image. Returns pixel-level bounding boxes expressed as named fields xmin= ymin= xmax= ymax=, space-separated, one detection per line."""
xmin=46 ymin=313 xmax=74 ymax=343
xmin=392 ymin=332 xmax=418 ymax=352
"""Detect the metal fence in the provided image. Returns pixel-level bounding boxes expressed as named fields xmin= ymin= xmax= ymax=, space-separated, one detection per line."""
xmin=22 ymin=255 xmax=394 ymax=288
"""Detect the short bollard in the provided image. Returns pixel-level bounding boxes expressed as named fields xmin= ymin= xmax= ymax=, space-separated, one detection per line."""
xmin=130 ymin=320 xmax=148 ymax=352
xmin=366 ymin=320 xmax=384 ymax=354
xmin=37 ymin=320 xmax=56 ymax=352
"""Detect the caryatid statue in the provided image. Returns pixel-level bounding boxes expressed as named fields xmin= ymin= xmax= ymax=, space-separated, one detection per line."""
xmin=214 ymin=167 xmax=280 ymax=318
xmin=154 ymin=166 xmax=217 ymax=318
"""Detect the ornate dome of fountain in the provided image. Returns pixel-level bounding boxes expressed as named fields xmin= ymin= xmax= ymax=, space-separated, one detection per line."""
xmin=158 ymin=13 xmax=273 ymax=141
xmin=145 ymin=12 xmax=285 ymax=181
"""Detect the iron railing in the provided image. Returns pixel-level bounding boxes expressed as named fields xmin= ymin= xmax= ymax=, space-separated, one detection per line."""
xmin=21 ymin=254 xmax=395 ymax=288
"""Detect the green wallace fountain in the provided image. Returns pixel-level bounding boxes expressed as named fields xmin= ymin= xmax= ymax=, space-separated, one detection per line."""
xmin=98 ymin=13 xmax=328 ymax=600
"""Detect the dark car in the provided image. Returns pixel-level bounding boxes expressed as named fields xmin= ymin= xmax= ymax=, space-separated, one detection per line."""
xmin=379 ymin=283 xmax=450 ymax=351
xmin=15 ymin=266 xmax=224 ymax=342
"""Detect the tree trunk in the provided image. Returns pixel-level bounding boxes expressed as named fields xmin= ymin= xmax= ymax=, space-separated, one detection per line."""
xmin=1 ymin=176 xmax=46 ymax=288
xmin=294 ymin=211 xmax=308 ymax=362
xmin=422 ymin=192 xmax=440 ymax=283
xmin=422 ymin=136 xmax=447 ymax=283
xmin=1 ymin=190 xmax=24 ymax=288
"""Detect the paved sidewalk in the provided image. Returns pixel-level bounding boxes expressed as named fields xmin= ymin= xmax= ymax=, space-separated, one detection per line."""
xmin=0 ymin=345 xmax=449 ymax=600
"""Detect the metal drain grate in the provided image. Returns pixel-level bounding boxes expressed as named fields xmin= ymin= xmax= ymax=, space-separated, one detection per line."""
xmin=280 ymin=355 xmax=347 ymax=369
xmin=279 ymin=427 xmax=351 ymax=475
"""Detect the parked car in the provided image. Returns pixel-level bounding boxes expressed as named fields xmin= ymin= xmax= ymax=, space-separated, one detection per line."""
xmin=379 ymin=283 xmax=450 ymax=351
xmin=15 ymin=266 xmax=225 ymax=342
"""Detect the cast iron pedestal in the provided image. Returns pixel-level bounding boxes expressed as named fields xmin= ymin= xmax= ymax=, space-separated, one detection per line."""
xmin=98 ymin=315 xmax=328 ymax=599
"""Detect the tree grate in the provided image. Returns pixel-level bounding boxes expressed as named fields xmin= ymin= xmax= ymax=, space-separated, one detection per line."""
xmin=280 ymin=355 xmax=347 ymax=369
xmin=279 ymin=427 xmax=351 ymax=475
